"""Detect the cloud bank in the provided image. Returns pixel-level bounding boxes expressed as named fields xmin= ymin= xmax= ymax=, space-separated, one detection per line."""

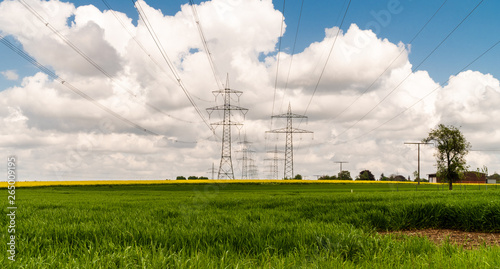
xmin=0 ymin=0 xmax=499 ymax=180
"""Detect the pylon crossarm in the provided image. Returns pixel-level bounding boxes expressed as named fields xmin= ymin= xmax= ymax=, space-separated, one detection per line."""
xmin=207 ymin=105 xmax=248 ymax=111
xmin=267 ymin=128 xmax=313 ymax=133
xmin=271 ymin=113 xmax=308 ymax=119
xmin=211 ymin=121 xmax=243 ymax=126
xmin=212 ymin=89 xmax=243 ymax=94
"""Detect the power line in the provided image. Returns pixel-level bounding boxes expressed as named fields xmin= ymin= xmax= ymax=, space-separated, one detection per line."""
xmin=331 ymin=0 xmax=448 ymax=121
xmin=19 ymin=0 xmax=199 ymax=126
xmin=132 ymin=0 xmax=215 ymax=134
xmin=101 ymin=0 xmax=207 ymax=123
xmin=278 ymin=0 xmax=305 ymax=115
xmin=265 ymin=0 xmax=287 ymax=159
xmin=270 ymin=0 xmax=287 ymax=119
xmin=300 ymin=0 xmax=352 ymax=120
xmin=0 ymin=34 xmax=159 ymax=136
xmin=335 ymin=0 xmax=484 ymax=139
xmin=339 ymin=37 xmax=500 ymax=144
xmin=188 ymin=0 xmax=224 ymax=90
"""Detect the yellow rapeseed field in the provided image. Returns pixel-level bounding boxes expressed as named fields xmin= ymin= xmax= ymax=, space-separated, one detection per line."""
xmin=0 ymin=179 xmax=484 ymax=188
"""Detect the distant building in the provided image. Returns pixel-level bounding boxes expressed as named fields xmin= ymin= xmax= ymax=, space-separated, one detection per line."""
xmin=427 ymin=172 xmax=487 ymax=184
xmin=428 ymin=173 xmax=438 ymax=183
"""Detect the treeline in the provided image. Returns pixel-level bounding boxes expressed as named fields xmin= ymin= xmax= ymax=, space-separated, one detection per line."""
xmin=319 ymin=170 xmax=429 ymax=182
xmin=176 ymin=176 xmax=209 ymax=180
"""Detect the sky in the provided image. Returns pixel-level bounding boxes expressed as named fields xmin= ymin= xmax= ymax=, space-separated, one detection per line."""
xmin=1 ymin=0 xmax=500 ymax=181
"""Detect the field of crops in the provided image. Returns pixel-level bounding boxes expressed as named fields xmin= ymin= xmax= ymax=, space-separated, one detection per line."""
xmin=2 ymin=182 xmax=500 ymax=268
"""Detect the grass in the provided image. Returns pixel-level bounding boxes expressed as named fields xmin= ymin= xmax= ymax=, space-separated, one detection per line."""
xmin=1 ymin=183 xmax=499 ymax=268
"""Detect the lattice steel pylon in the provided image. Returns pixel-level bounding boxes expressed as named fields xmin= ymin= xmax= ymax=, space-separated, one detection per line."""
xmin=207 ymin=78 xmax=248 ymax=179
xmin=237 ymin=135 xmax=254 ymax=179
xmin=266 ymin=103 xmax=312 ymax=179
xmin=265 ymin=145 xmax=283 ymax=179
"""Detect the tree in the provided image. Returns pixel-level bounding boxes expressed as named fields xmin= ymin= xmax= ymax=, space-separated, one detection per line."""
xmin=358 ymin=170 xmax=375 ymax=181
xmin=423 ymin=124 xmax=471 ymax=190
xmin=294 ymin=174 xmax=303 ymax=180
xmin=379 ymin=173 xmax=389 ymax=181
xmin=338 ymin=170 xmax=352 ymax=181
xmin=413 ymin=171 xmax=419 ymax=181
xmin=188 ymin=176 xmax=198 ymax=180
xmin=318 ymin=175 xmax=337 ymax=180
xmin=389 ymin=174 xmax=407 ymax=181
xmin=488 ymin=173 xmax=500 ymax=181
xmin=176 ymin=176 xmax=186 ymax=180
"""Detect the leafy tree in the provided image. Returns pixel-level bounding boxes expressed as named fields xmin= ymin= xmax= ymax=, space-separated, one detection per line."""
xmin=199 ymin=176 xmax=209 ymax=179
xmin=338 ymin=170 xmax=352 ymax=181
xmin=389 ymin=174 xmax=407 ymax=181
xmin=188 ymin=176 xmax=198 ymax=180
xmin=488 ymin=173 xmax=500 ymax=180
xmin=176 ymin=176 xmax=186 ymax=180
xmin=379 ymin=173 xmax=389 ymax=181
xmin=413 ymin=171 xmax=419 ymax=181
xmin=423 ymin=124 xmax=471 ymax=190
xmin=319 ymin=175 xmax=337 ymax=180
xmin=358 ymin=170 xmax=375 ymax=181
xmin=294 ymin=174 xmax=303 ymax=180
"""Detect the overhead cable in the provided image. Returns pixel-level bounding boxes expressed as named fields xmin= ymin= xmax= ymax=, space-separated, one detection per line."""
xmin=0 ymin=34 xmax=159 ymax=136
xmin=300 ymin=0 xmax=352 ymax=120
xmin=334 ymin=0 xmax=484 ymax=139
xmin=19 ymin=0 xmax=197 ymax=125
xmin=330 ymin=0 xmax=449 ymax=121
xmin=338 ymin=37 xmax=500 ymax=144
xmin=188 ymin=0 xmax=224 ymax=90
xmin=132 ymin=0 xmax=215 ymax=134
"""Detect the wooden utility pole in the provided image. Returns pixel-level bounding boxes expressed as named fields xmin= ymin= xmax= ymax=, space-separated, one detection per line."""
xmin=404 ymin=142 xmax=431 ymax=184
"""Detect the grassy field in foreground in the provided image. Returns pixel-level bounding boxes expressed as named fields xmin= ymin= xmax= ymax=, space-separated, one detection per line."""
xmin=1 ymin=183 xmax=500 ymax=268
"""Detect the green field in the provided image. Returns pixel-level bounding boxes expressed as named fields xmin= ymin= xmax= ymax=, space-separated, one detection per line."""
xmin=2 ymin=182 xmax=500 ymax=268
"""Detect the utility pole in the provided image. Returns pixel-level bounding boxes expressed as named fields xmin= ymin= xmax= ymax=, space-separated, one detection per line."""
xmin=335 ymin=161 xmax=348 ymax=173
xmin=207 ymin=76 xmax=248 ymax=179
xmin=404 ymin=142 xmax=431 ymax=184
xmin=266 ymin=103 xmax=313 ymax=179
xmin=334 ymin=161 xmax=348 ymax=177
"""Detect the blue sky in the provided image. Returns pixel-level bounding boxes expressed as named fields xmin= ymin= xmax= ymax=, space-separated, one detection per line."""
xmin=1 ymin=0 xmax=500 ymax=180
xmin=2 ymin=0 xmax=499 ymax=89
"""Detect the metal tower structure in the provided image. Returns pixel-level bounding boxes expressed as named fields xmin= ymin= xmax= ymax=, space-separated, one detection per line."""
xmin=266 ymin=103 xmax=312 ymax=179
xmin=265 ymin=145 xmax=283 ymax=179
xmin=248 ymin=158 xmax=259 ymax=179
xmin=207 ymin=78 xmax=248 ymax=179
xmin=237 ymin=136 xmax=254 ymax=179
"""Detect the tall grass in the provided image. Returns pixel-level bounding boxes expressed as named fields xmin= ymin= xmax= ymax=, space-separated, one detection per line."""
xmin=1 ymin=184 xmax=499 ymax=268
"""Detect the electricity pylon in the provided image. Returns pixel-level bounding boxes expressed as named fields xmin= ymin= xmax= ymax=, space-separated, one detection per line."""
xmin=266 ymin=103 xmax=312 ymax=179
xmin=237 ymin=136 xmax=254 ymax=179
xmin=265 ymin=145 xmax=283 ymax=179
xmin=207 ymin=78 xmax=248 ymax=179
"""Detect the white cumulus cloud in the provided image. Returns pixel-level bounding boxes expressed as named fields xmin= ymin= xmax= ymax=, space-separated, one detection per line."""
xmin=0 ymin=0 xmax=499 ymax=180
xmin=1 ymin=70 xmax=19 ymax=80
